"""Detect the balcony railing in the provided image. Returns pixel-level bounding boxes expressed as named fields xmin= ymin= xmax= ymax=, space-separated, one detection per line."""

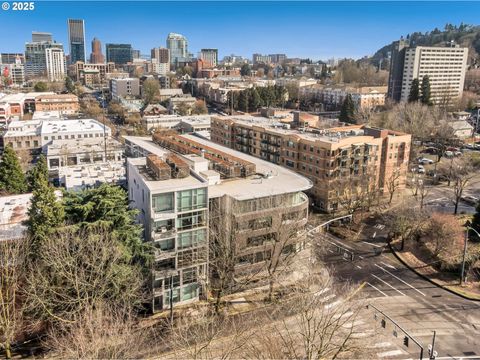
xmin=154 ymin=248 xmax=176 ymax=261
xmin=151 ymin=229 xmax=176 ymax=240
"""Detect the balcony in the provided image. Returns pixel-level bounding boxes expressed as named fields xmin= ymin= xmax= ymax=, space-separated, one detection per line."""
xmin=154 ymin=248 xmax=176 ymax=261
xmin=151 ymin=228 xmax=176 ymax=241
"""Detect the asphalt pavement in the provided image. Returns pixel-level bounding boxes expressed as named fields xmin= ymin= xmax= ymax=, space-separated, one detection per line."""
xmin=308 ymin=224 xmax=480 ymax=360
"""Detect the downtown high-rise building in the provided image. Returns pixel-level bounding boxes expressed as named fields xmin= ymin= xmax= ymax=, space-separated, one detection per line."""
xmin=151 ymin=47 xmax=170 ymax=64
xmin=90 ymin=37 xmax=105 ymax=64
xmin=45 ymin=47 xmax=66 ymax=81
xmin=25 ymin=32 xmax=64 ymax=78
xmin=106 ymin=43 xmax=133 ymax=65
xmin=166 ymin=33 xmax=189 ymax=66
xmin=67 ymin=19 xmax=86 ymax=64
xmin=199 ymin=49 xmax=218 ymax=68
xmin=32 ymin=32 xmax=53 ymax=43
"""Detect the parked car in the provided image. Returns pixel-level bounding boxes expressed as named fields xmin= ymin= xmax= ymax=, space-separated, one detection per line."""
xmin=417 ymin=165 xmax=426 ymax=174
xmin=461 ymin=195 xmax=479 ymax=205
xmin=421 ymin=147 xmax=438 ymax=155
xmin=445 ymin=151 xmax=454 ymax=158
xmin=418 ymin=157 xmax=434 ymax=165
xmin=454 ymin=151 xmax=463 ymax=157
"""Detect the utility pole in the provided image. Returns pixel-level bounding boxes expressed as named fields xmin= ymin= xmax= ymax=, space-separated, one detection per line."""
xmin=428 ymin=330 xmax=437 ymax=360
xmin=461 ymin=229 xmax=469 ymax=285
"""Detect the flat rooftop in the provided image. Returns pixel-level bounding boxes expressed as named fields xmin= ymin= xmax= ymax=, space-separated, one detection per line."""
xmin=46 ymin=137 xmax=124 ymax=155
xmin=124 ymin=135 xmax=313 ymax=200
xmin=61 ymin=162 xmax=126 ymax=190
xmin=0 ymin=193 xmax=31 ymax=241
xmin=128 ymin=157 xmax=207 ymax=192
xmin=42 ymin=119 xmax=109 ymax=134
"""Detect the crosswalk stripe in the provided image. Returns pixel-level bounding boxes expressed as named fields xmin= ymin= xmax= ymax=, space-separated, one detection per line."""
xmin=369 ymin=342 xmax=391 ymax=348
xmin=377 ymin=349 xmax=405 ymax=357
xmin=371 ymin=274 xmax=406 ymax=296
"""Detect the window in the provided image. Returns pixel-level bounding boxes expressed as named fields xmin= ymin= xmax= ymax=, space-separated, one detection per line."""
xmin=152 ymin=192 xmax=174 ymax=213
xmin=165 ymin=275 xmax=180 ymax=289
xmin=164 ymin=289 xmax=180 ymax=305
xmin=153 ymin=219 xmax=174 ymax=232
xmin=176 ymin=211 xmax=207 ymax=231
xmin=247 ymin=216 xmax=272 ymax=230
xmin=183 ymin=267 xmax=197 ymax=285
xmin=181 ymin=283 xmax=198 ymax=301
xmin=177 ymin=229 xmax=207 ymax=249
xmin=154 ymin=238 xmax=175 ymax=251
xmin=177 ymin=188 xmax=207 ymax=212
xmin=154 ymin=258 xmax=175 ymax=271
xmin=247 ymin=233 xmax=276 ymax=247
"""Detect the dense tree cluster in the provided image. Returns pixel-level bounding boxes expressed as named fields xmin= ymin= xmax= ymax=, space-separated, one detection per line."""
xmin=227 ymin=85 xmax=288 ymax=112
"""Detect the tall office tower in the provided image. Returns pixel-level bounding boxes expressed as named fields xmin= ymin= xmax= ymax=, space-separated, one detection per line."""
xmin=166 ymin=33 xmax=189 ymax=66
xmin=151 ymin=47 xmax=170 ymax=64
xmin=67 ymin=19 xmax=86 ymax=64
xmin=199 ymin=49 xmax=218 ymax=68
xmin=45 ymin=47 xmax=66 ymax=81
xmin=399 ymin=45 xmax=468 ymax=104
xmin=106 ymin=43 xmax=133 ymax=65
xmin=90 ymin=37 xmax=105 ymax=63
xmin=132 ymin=49 xmax=141 ymax=59
xmin=32 ymin=32 xmax=53 ymax=43
xmin=25 ymin=33 xmax=64 ymax=78
xmin=387 ymin=38 xmax=409 ymax=102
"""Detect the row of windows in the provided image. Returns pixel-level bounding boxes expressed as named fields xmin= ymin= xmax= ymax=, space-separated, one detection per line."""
xmin=44 ymin=132 xmax=104 ymax=141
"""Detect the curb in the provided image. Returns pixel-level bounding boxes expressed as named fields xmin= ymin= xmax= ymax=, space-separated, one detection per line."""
xmin=387 ymin=242 xmax=480 ymax=302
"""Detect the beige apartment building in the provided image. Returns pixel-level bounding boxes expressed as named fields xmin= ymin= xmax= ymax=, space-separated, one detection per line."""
xmin=399 ymin=45 xmax=468 ymax=104
xmin=74 ymin=61 xmax=115 ymax=86
xmin=211 ymin=115 xmax=411 ymax=212
xmin=299 ymin=85 xmax=387 ymax=110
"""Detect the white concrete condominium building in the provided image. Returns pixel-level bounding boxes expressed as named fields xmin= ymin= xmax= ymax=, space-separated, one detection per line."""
xmin=45 ymin=47 xmax=66 ymax=81
xmin=400 ymin=46 xmax=468 ymax=104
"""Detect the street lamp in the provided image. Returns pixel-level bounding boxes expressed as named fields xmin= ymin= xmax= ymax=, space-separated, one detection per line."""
xmin=461 ymin=225 xmax=480 ymax=285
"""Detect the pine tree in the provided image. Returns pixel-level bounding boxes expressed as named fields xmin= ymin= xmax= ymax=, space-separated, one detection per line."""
xmin=26 ymin=176 xmax=64 ymax=252
xmin=408 ymin=78 xmax=420 ymax=102
xmin=339 ymin=94 xmax=356 ymax=124
xmin=27 ymin=155 xmax=48 ymax=192
xmin=421 ymin=75 xmax=432 ymax=105
xmin=0 ymin=145 xmax=28 ymax=194
xmin=65 ymin=76 xmax=75 ymax=93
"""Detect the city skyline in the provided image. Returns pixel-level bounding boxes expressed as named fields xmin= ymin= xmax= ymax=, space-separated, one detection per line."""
xmin=1 ymin=1 xmax=479 ymax=60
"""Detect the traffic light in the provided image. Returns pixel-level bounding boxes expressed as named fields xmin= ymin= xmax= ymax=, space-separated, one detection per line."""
xmin=403 ymin=336 xmax=409 ymax=347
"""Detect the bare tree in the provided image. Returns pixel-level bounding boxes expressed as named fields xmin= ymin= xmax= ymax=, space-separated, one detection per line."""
xmin=386 ymin=168 xmax=401 ymax=205
xmin=448 ymin=158 xmax=474 ymax=215
xmin=24 ymin=226 xmax=144 ymax=325
xmin=245 ymin=273 xmax=371 ymax=360
xmin=0 ymin=239 xmax=26 ymax=359
xmin=383 ymin=204 xmax=427 ymax=250
xmin=45 ymin=302 xmax=151 ymax=359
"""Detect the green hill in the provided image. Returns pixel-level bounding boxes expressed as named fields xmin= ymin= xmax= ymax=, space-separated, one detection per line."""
xmin=372 ymin=23 xmax=480 ymax=67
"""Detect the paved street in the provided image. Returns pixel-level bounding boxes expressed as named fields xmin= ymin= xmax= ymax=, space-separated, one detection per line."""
xmin=308 ymin=225 xmax=480 ymax=359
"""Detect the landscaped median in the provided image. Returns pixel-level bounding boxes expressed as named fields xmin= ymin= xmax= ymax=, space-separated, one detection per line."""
xmin=389 ymin=239 xmax=480 ymax=301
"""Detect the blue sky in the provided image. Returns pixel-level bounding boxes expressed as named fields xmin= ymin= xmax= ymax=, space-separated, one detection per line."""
xmin=0 ymin=1 xmax=479 ymax=60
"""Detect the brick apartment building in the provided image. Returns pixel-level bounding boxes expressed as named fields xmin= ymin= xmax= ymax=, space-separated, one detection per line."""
xmin=211 ymin=115 xmax=411 ymax=212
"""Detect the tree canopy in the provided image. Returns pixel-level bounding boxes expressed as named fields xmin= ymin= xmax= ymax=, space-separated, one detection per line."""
xmin=421 ymin=75 xmax=432 ymax=105
xmin=34 ymin=82 xmax=48 ymax=92
xmin=0 ymin=145 xmax=28 ymax=194
xmin=339 ymin=94 xmax=356 ymax=124
xmin=408 ymin=78 xmax=420 ymax=102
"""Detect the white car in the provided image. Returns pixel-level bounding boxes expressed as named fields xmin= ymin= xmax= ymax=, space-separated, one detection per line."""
xmin=417 ymin=165 xmax=426 ymax=174
xmin=418 ymin=158 xmax=434 ymax=165
xmin=461 ymin=195 xmax=479 ymax=205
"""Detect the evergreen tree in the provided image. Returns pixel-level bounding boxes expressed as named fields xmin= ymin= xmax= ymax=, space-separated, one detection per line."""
xmin=33 ymin=82 xmax=48 ymax=92
xmin=26 ymin=176 xmax=64 ymax=252
xmin=240 ymin=64 xmax=251 ymax=77
xmin=408 ymin=78 xmax=420 ymax=102
xmin=65 ymin=76 xmax=75 ymax=93
xmin=421 ymin=75 xmax=432 ymax=105
xmin=250 ymin=87 xmax=262 ymax=112
xmin=63 ymin=184 xmax=150 ymax=266
xmin=0 ymin=145 xmax=28 ymax=194
xmin=27 ymin=155 xmax=48 ymax=192
xmin=339 ymin=94 xmax=356 ymax=124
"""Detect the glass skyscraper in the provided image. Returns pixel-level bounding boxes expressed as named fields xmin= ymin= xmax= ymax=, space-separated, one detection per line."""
xmin=105 ymin=43 xmax=133 ymax=65
xmin=67 ymin=19 xmax=86 ymax=64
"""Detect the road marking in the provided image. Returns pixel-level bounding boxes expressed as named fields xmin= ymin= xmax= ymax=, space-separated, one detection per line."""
xmin=366 ymin=282 xmax=388 ymax=297
xmin=374 ymin=264 xmax=426 ymax=297
xmin=362 ymin=241 xmax=382 ymax=248
xmin=356 ymin=265 xmax=362 ymax=269
xmin=359 ymin=255 xmax=364 ymax=259
xmin=371 ymin=274 xmax=406 ymax=296
xmin=328 ymin=249 xmax=334 ymax=253
xmin=377 ymin=350 xmax=404 ymax=357
xmin=370 ymin=342 xmax=391 ymax=348
xmin=380 ymin=261 xmax=396 ymax=270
